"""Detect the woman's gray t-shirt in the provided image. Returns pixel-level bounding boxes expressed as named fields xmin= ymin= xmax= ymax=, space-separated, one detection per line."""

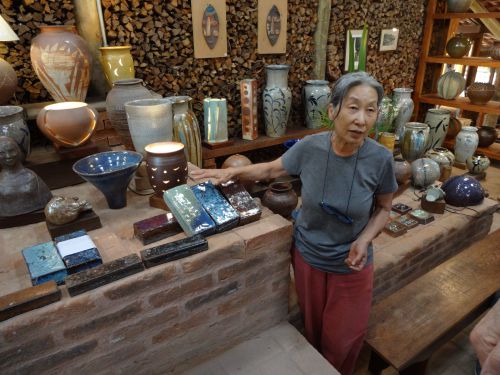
xmin=282 ymin=132 xmax=397 ymax=274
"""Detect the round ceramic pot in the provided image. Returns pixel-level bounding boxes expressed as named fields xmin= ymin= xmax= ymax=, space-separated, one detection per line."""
xmin=125 ymin=98 xmax=173 ymax=154
xmin=411 ymin=158 xmax=440 ymax=188
xmin=466 ymin=154 xmax=490 ymax=174
xmin=447 ymin=0 xmax=472 ymax=12
xmin=99 ymin=46 xmax=135 ymax=87
xmin=145 ymin=142 xmax=187 ymax=197
xmin=424 ymin=108 xmax=450 ymax=151
xmin=169 ymin=96 xmax=202 ymax=167
xmin=466 ymin=82 xmax=495 ymax=105
xmin=106 ymin=78 xmax=157 ymax=150
xmin=400 ymin=122 xmax=430 ymax=162
xmin=477 ymin=126 xmax=497 ymax=148
xmin=374 ymin=96 xmax=396 ymax=137
xmin=437 ymin=70 xmax=465 ymax=100
xmin=37 ymin=102 xmax=97 ymax=147
xmin=222 ymin=154 xmax=252 ymax=169
xmin=455 ymin=126 xmax=479 ymax=163
xmin=30 ymin=25 xmax=92 ymax=102
xmin=263 ymin=65 xmax=292 ymax=137
xmin=0 ymin=106 xmax=30 ymax=161
xmin=0 ymin=59 xmax=17 ymax=105
xmin=424 ymin=147 xmax=455 ymax=181
xmin=490 ymin=40 xmax=500 ymax=60
xmin=394 ymin=157 xmax=412 ymax=185
xmin=303 ymin=80 xmax=331 ymax=129
xmin=262 ymin=181 xmax=298 ymax=218
xmin=445 ymin=117 xmax=462 ymax=140
xmin=442 ymin=175 xmax=484 ymax=207
xmin=446 ymin=35 xmax=471 ymax=58
xmin=392 ymin=88 xmax=414 ymax=140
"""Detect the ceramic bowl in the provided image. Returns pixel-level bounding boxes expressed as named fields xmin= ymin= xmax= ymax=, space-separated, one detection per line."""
xmin=441 ymin=175 xmax=485 ymax=207
xmin=466 ymin=83 xmax=495 ymax=105
xmin=73 ymin=151 xmax=143 ymax=209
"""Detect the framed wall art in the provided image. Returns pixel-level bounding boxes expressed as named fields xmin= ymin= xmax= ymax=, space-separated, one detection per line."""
xmin=191 ymin=0 xmax=228 ymax=58
xmin=344 ymin=29 xmax=363 ymax=71
xmin=379 ymin=28 xmax=399 ymax=52
xmin=258 ymin=0 xmax=287 ymax=54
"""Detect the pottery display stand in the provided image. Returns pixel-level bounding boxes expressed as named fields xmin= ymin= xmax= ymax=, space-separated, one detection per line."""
xmin=53 ymin=141 xmax=100 ymax=160
xmin=45 ymin=209 xmax=102 ymax=239
xmin=0 ymin=209 xmax=46 ymax=229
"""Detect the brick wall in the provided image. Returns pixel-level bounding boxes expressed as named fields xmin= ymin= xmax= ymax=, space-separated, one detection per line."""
xmin=0 ymin=214 xmax=292 ymax=374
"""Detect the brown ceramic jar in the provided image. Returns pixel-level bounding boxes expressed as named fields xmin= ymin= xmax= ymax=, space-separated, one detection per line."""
xmin=477 ymin=126 xmax=497 ymax=148
xmin=394 ymin=157 xmax=412 ymax=184
xmin=262 ymin=181 xmax=298 ymax=218
xmin=145 ymin=142 xmax=187 ymax=197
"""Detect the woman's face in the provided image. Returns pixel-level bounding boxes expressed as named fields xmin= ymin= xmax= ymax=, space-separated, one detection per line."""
xmin=0 ymin=140 xmax=21 ymax=167
xmin=328 ymin=84 xmax=379 ymax=147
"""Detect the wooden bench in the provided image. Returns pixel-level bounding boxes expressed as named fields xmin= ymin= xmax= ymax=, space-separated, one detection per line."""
xmin=366 ymin=229 xmax=500 ymax=375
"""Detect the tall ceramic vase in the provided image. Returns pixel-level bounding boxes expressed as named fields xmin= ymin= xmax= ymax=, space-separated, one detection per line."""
xmin=392 ymin=88 xmax=414 ymax=140
xmin=106 ymin=79 xmax=156 ymax=150
xmin=424 ymin=108 xmax=451 ymax=151
xmin=303 ymin=80 xmax=331 ymax=129
xmin=240 ymin=79 xmax=258 ymax=140
xmin=204 ymin=98 xmax=228 ymax=144
xmin=454 ymin=126 xmax=479 ymax=163
xmin=170 ymin=96 xmax=202 ymax=167
xmin=400 ymin=122 xmax=430 ymax=162
xmin=263 ymin=64 xmax=292 ymax=137
xmin=99 ymin=46 xmax=135 ymax=87
xmin=374 ymin=96 xmax=396 ymax=138
xmin=30 ymin=25 xmax=92 ymax=102
xmin=124 ymin=98 xmax=173 ymax=155
xmin=0 ymin=105 xmax=30 ymax=161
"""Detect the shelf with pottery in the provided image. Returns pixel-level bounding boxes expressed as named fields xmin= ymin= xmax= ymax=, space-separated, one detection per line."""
xmin=433 ymin=11 xmax=500 ymax=19
xmin=201 ymin=126 xmax=328 ymax=168
xmin=424 ymin=56 xmax=500 ymax=67
xmin=418 ymin=94 xmax=500 ymax=115
xmin=442 ymin=138 xmax=500 ymax=161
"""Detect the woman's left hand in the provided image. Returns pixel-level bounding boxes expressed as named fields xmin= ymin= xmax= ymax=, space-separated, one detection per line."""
xmin=345 ymin=239 xmax=369 ymax=271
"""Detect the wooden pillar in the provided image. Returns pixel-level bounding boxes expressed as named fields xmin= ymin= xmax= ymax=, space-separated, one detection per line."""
xmin=483 ymin=67 xmax=499 ymax=126
xmin=74 ymin=0 xmax=107 ymax=99
xmin=313 ymin=0 xmax=331 ymax=80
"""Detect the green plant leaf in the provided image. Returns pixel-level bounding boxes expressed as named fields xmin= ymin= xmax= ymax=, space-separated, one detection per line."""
xmin=358 ymin=23 xmax=368 ymax=72
xmin=348 ymin=30 xmax=355 ymax=73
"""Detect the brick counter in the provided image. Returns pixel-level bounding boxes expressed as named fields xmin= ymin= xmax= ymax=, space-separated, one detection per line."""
xmin=0 ymin=182 xmax=293 ymax=374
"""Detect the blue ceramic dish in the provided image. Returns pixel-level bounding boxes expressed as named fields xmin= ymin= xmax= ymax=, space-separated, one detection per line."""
xmin=441 ymin=175 xmax=485 ymax=207
xmin=283 ymin=139 xmax=300 ymax=149
xmin=73 ymin=151 xmax=143 ymax=209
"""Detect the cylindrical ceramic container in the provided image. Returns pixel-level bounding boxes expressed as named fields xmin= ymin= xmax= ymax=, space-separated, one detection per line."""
xmin=170 ymin=96 xmax=202 ymax=167
xmin=240 ymin=79 xmax=258 ymax=140
xmin=99 ymin=46 xmax=135 ymax=87
xmin=263 ymin=64 xmax=292 ymax=137
xmin=455 ymin=126 xmax=479 ymax=163
xmin=424 ymin=108 xmax=451 ymax=151
xmin=303 ymin=80 xmax=331 ymax=129
xmin=204 ymin=98 xmax=228 ymax=144
xmin=392 ymin=88 xmax=414 ymax=140
xmin=400 ymin=122 xmax=430 ymax=162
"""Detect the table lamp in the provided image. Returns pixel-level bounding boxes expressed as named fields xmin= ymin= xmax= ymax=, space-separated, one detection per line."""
xmin=0 ymin=15 xmax=19 ymax=105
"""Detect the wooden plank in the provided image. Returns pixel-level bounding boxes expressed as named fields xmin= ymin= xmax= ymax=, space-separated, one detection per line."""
xmin=202 ymin=127 xmax=328 ymax=160
xmin=425 ymin=56 xmax=500 ymax=68
xmin=434 ymin=12 xmax=500 ymax=19
xmin=442 ymin=139 xmax=500 ymax=161
xmin=417 ymin=94 xmax=500 ymax=115
xmin=366 ymin=229 xmax=500 ymax=370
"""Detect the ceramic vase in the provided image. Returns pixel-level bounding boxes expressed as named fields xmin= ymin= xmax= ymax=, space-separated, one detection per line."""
xmin=424 ymin=147 xmax=455 ymax=181
xmin=446 ymin=35 xmax=471 ymax=58
xmin=145 ymin=142 xmax=187 ymax=196
xmin=0 ymin=105 xmax=30 ymax=161
xmin=169 ymin=96 xmax=202 ymax=168
xmin=424 ymin=108 xmax=451 ymax=151
xmin=204 ymin=98 xmax=228 ymax=144
xmin=447 ymin=0 xmax=472 ymax=12
xmin=240 ymin=79 xmax=258 ymax=140
xmin=262 ymin=181 xmax=298 ymax=218
xmin=106 ymin=78 xmax=156 ymax=150
xmin=303 ymin=80 xmax=331 ymax=129
xmin=394 ymin=157 xmax=412 ymax=184
xmin=477 ymin=126 xmax=497 ymax=147
xmin=411 ymin=158 xmax=440 ymax=188
xmin=392 ymin=88 xmax=414 ymax=140
xmin=466 ymin=154 xmax=490 ymax=174
xmin=99 ymin=46 xmax=135 ymax=87
xmin=125 ymin=98 xmax=173 ymax=154
xmin=379 ymin=132 xmax=396 ymax=152
xmin=30 ymin=25 xmax=92 ymax=102
xmin=400 ymin=122 xmax=430 ymax=162
xmin=37 ymin=102 xmax=97 ymax=148
xmin=455 ymin=126 xmax=479 ymax=163
xmin=375 ymin=96 xmax=396 ymax=138
xmin=263 ymin=64 xmax=292 ymax=137
xmin=445 ymin=117 xmax=462 ymax=140
xmin=490 ymin=40 xmax=500 ymax=60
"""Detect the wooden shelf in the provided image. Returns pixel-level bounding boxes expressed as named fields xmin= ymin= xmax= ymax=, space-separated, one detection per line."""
xmin=202 ymin=127 xmax=328 ymax=161
xmin=425 ymin=56 xmax=500 ymax=67
xmin=434 ymin=12 xmax=500 ymax=19
xmin=417 ymin=94 xmax=500 ymax=115
xmin=443 ymin=139 xmax=500 ymax=161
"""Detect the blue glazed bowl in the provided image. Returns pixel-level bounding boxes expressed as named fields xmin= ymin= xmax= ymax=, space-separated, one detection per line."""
xmin=283 ymin=139 xmax=300 ymax=149
xmin=73 ymin=151 xmax=143 ymax=209
xmin=441 ymin=175 xmax=485 ymax=207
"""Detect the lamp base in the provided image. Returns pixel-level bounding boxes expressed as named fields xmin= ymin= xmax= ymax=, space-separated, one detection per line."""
xmin=0 ymin=58 xmax=17 ymax=105
xmin=149 ymin=194 xmax=170 ymax=211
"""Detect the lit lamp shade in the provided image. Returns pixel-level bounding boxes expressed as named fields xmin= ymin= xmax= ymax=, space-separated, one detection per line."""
xmin=36 ymin=102 xmax=98 ymax=148
xmin=145 ymin=142 xmax=188 ymax=197
xmin=0 ymin=15 xmax=19 ymax=105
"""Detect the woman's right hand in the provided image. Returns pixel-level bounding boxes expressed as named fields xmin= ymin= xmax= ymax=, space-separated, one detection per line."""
xmin=189 ymin=168 xmax=235 ymax=185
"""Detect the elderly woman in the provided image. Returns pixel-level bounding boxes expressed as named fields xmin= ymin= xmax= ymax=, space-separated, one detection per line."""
xmin=191 ymin=72 xmax=397 ymax=374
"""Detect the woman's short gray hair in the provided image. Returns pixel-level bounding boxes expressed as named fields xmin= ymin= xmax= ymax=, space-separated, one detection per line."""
xmin=331 ymin=72 xmax=384 ymax=110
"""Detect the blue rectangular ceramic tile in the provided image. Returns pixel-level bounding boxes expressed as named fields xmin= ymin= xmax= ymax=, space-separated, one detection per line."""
xmin=22 ymin=242 xmax=68 ymax=286
xmin=55 ymin=230 xmax=102 ymax=275
xmin=163 ymin=184 xmax=216 ymax=237
xmin=191 ymin=182 xmax=239 ymax=232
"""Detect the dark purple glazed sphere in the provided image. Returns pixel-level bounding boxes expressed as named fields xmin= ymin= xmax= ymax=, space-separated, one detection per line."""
xmin=441 ymin=175 xmax=485 ymax=207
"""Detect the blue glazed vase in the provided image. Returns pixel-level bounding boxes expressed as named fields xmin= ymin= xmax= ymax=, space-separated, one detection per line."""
xmin=263 ymin=64 xmax=292 ymax=137
xmin=441 ymin=175 xmax=485 ymax=207
xmin=73 ymin=151 xmax=143 ymax=209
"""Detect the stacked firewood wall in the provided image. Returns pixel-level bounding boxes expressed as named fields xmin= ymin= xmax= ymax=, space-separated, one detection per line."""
xmin=326 ymin=0 xmax=426 ymax=93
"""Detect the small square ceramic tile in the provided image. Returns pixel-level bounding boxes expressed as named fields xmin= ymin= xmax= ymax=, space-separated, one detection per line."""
xmin=384 ymin=221 xmax=408 ymax=237
xmin=22 ymin=242 xmax=68 ymax=286
xmin=409 ymin=209 xmax=435 ymax=225
xmin=392 ymin=203 xmax=412 ymax=215
xmin=396 ymin=214 xmax=419 ymax=229
xmin=54 ymin=230 xmax=102 ymax=274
